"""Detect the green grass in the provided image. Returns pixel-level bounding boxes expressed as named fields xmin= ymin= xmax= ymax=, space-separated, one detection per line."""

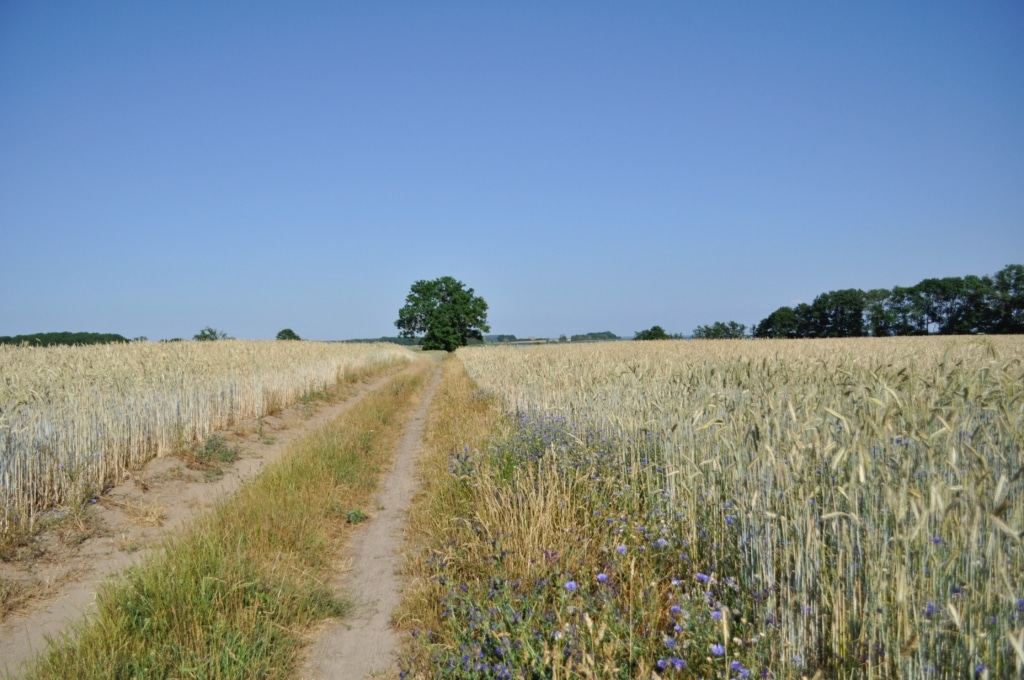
xmin=21 ymin=360 xmax=432 ymax=680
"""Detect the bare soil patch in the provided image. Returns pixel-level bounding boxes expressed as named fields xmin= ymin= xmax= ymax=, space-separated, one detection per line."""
xmin=0 ymin=371 xmax=399 ymax=677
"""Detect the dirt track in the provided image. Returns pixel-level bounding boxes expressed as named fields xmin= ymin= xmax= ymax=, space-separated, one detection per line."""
xmin=298 ymin=364 xmax=440 ymax=679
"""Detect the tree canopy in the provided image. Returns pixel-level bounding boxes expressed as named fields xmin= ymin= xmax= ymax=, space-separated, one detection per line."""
xmin=395 ymin=276 xmax=490 ymax=352
xmin=194 ymin=327 xmax=231 ymax=341
xmin=692 ymin=321 xmax=747 ymax=339
xmin=634 ymin=325 xmax=681 ymax=341
xmin=276 ymin=328 xmax=301 ymax=340
xmin=754 ymin=264 xmax=1023 ymax=338
xmin=0 ymin=332 xmax=129 ymax=347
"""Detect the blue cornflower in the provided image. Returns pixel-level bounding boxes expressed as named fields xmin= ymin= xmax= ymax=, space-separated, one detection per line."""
xmin=670 ymin=605 xmax=681 ymax=615
xmin=616 ymin=545 xmax=628 ymax=556
xmin=931 ymin=536 xmax=941 ymax=544
xmin=664 ymin=638 xmax=677 ymax=649
xmin=711 ymin=644 xmax=725 ymax=656
xmin=696 ymin=572 xmax=711 ymax=583
xmin=712 ymin=610 xmax=722 ymax=620
xmin=670 ymin=657 xmax=685 ymax=670
xmin=564 ymin=580 xmax=578 ymax=592
xmin=654 ymin=537 xmax=670 ymax=549
xmin=597 ymin=572 xmax=608 ymax=584
xmin=731 ymin=660 xmax=743 ymax=671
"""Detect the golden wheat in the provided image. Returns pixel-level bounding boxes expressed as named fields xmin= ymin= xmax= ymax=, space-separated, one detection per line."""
xmin=457 ymin=336 xmax=1024 ymax=676
xmin=0 ymin=340 xmax=413 ymax=538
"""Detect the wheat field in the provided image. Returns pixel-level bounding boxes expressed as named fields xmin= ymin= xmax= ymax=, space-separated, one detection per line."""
xmin=456 ymin=336 xmax=1024 ymax=677
xmin=0 ymin=340 xmax=413 ymax=538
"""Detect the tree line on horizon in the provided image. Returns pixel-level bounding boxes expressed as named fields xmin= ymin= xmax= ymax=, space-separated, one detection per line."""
xmin=753 ymin=263 xmax=1023 ymax=338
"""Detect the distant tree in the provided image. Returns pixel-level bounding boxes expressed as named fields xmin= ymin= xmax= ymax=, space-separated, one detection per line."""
xmin=276 ymin=328 xmax=301 ymax=341
xmin=754 ymin=307 xmax=802 ymax=338
xmin=692 ymin=321 xmax=747 ymax=339
xmin=570 ymin=331 xmax=620 ymax=342
xmin=395 ymin=276 xmax=490 ymax=352
xmin=0 ymin=332 xmax=129 ymax=347
xmin=493 ymin=334 xmax=518 ymax=343
xmin=634 ymin=325 xmax=682 ymax=341
xmin=194 ymin=327 xmax=231 ymax=341
xmin=756 ymin=264 xmax=1023 ymax=339
xmin=558 ymin=334 xmax=568 ymax=343
xmin=991 ymin=264 xmax=1024 ymax=333
xmin=808 ymin=289 xmax=866 ymax=337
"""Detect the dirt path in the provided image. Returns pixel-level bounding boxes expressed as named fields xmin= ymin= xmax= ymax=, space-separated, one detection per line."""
xmin=297 ymin=364 xmax=442 ymax=680
xmin=0 ymin=368 xmax=407 ymax=678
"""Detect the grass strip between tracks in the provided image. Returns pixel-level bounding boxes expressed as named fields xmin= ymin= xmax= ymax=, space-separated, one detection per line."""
xmin=22 ymin=359 xmax=432 ymax=680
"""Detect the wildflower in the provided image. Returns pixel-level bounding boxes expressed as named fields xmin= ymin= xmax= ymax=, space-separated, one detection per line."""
xmin=696 ymin=572 xmax=711 ymax=583
xmin=654 ymin=537 xmax=670 ymax=549
xmin=712 ymin=610 xmax=722 ymax=620
xmin=726 ymin=516 xmax=735 ymax=526
xmin=616 ymin=545 xmax=628 ymax=556
xmin=670 ymin=605 xmax=681 ymax=615
xmin=711 ymin=644 xmax=725 ymax=656
xmin=731 ymin=661 xmax=743 ymax=671
xmin=664 ymin=638 xmax=677 ymax=649
xmin=564 ymin=580 xmax=578 ymax=592
xmin=931 ymin=536 xmax=941 ymax=544
xmin=597 ymin=572 xmax=608 ymax=584
xmin=670 ymin=657 xmax=685 ymax=670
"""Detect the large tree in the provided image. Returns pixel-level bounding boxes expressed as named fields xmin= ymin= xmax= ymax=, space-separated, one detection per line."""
xmin=395 ymin=276 xmax=490 ymax=351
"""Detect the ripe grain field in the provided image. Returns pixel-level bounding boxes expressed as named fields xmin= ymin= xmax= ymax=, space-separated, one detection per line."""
xmin=401 ymin=337 xmax=1023 ymax=679
xmin=0 ymin=341 xmax=414 ymax=545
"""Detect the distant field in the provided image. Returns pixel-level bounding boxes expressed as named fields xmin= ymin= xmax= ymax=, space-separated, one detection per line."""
xmin=421 ymin=337 xmax=1024 ymax=677
xmin=0 ymin=341 xmax=414 ymax=539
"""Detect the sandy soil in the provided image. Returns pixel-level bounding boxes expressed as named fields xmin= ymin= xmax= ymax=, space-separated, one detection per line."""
xmin=0 ymin=370 xmax=404 ymax=678
xmin=297 ymin=364 xmax=441 ymax=680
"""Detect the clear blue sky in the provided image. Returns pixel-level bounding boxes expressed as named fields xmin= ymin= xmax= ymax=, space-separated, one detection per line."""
xmin=2 ymin=2 xmax=1022 ymax=341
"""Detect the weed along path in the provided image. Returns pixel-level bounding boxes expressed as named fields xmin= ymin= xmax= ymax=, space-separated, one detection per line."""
xmin=0 ymin=363 xmax=414 ymax=678
xmin=298 ymin=361 xmax=442 ymax=680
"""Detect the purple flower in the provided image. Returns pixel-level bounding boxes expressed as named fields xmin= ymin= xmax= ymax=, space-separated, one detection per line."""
xmin=597 ymin=572 xmax=608 ymax=584
xmin=726 ymin=516 xmax=735 ymax=526
xmin=711 ymin=644 xmax=725 ymax=656
xmin=564 ymin=580 xmax=578 ymax=592
xmin=671 ymin=657 xmax=685 ymax=669
xmin=731 ymin=660 xmax=743 ymax=671
xmin=664 ymin=638 xmax=677 ymax=649
xmin=931 ymin=536 xmax=941 ymax=544
xmin=712 ymin=610 xmax=722 ymax=621
xmin=696 ymin=572 xmax=711 ymax=583
xmin=654 ymin=538 xmax=670 ymax=549
xmin=616 ymin=545 xmax=628 ymax=556
xmin=670 ymin=605 xmax=681 ymax=615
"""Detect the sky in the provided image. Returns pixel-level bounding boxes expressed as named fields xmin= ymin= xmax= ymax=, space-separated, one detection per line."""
xmin=2 ymin=2 xmax=1022 ymax=341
